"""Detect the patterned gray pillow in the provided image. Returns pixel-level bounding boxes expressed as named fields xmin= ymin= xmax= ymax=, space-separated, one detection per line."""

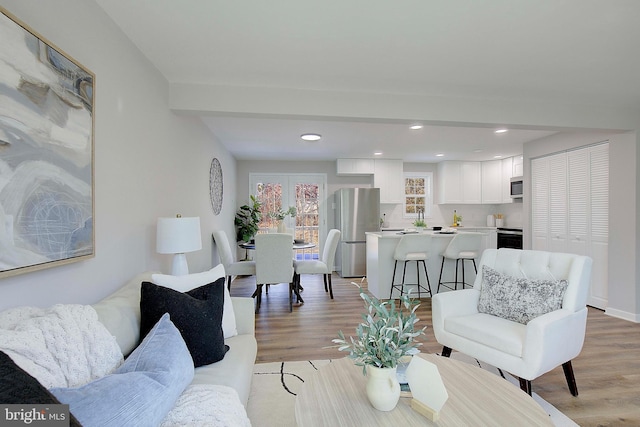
xmin=477 ymin=266 xmax=569 ymax=324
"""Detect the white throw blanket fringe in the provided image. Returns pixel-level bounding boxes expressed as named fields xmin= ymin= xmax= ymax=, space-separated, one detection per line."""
xmin=0 ymin=304 xmax=123 ymax=388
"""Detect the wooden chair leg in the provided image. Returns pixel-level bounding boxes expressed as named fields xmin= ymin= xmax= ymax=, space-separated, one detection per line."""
xmin=519 ymin=378 xmax=532 ymax=395
xmin=327 ymin=274 xmax=334 ymax=299
xmin=254 ymin=284 xmax=263 ymax=314
xmin=289 ymin=282 xmax=293 ymax=312
xmin=562 ymin=361 xmax=579 ymax=396
xmin=323 ymin=274 xmax=328 ymax=292
xmin=441 ymin=346 xmax=452 ymax=357
xmin=227 ymin=276 xmax=232 ymax=291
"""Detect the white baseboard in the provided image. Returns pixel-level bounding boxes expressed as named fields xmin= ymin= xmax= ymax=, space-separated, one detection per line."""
xmin=605 ymin=307 xmax=640 ymax=323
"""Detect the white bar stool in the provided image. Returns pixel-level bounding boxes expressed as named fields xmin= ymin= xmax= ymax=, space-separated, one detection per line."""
xmin=437 ymin=232 xmax=484 ymax=292
xmin=389 ymin=234 xmax=433 ymax=299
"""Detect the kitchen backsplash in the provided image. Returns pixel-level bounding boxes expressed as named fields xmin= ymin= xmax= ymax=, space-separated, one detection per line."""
xmin=380 ymin=202 xmax=523 ymax=229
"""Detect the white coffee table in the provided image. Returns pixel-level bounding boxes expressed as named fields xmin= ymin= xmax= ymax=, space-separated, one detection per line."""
xmin=295 ymin=354 xmax=553 ymax=426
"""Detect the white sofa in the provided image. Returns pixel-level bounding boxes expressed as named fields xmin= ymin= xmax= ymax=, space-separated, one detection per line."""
xmin=0 ymin=267 xmax=257 ymax=426
xmin=92 ymin=271 xmax=258 ymax=406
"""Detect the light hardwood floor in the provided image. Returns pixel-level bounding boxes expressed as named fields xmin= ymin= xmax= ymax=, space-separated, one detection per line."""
xmin=230 ymin=273 xmax=640 ymax=427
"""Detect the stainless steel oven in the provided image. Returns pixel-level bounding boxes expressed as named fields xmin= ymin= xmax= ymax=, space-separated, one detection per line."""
xmin=497 ymin=228 xmax=523 ymax=249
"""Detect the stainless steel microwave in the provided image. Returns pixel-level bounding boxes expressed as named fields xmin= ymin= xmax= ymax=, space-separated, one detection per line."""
xmin=510 ymin=176 xmax=523 ymax=198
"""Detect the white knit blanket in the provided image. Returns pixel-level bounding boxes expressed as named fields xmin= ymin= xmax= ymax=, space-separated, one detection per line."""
xmin=0 ymin=304 xmax=123 ymax=388
xmin=162 ymin=384 xmax=252 ymax=427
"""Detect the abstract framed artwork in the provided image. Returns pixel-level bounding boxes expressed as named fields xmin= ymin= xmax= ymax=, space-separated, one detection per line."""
xmin=0 ymin=8 xmax=95 ymax=278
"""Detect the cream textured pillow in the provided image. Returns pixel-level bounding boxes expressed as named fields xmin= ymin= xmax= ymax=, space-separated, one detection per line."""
xmin=151 ymin=265 xmax=238 ymax=338
xmin=477 ymin=266 xmax=569 ymax=324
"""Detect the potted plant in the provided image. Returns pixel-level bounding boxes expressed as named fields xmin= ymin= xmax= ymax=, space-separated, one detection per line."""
xmin=268 ymin=206 xmax=296 ymax=233
xmin=234 ymin=195 xmax=262 ymax=243
xmin=332 ymin=286 xmax=426 ymax=411
xmin=413 ymin=218 xmax=427 ymax=229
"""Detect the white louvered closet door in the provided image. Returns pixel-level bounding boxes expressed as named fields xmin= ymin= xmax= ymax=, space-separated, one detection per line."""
xmin=568 ymin=149 xmax=589 ymax=257
xmin=530 ymin=142 xmax=609 ymax=309
xmin=548 ymin=153 xmax=568 ymax=253
xmin=531 ymin=157 xmax=550 ymax=250
xmin=588 ymin=143 xmax=609 ymax=308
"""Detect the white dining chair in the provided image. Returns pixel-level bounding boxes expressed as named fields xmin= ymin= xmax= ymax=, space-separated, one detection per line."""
xmin=254 ymin=233 xmax=295 ymax=313
xmin=293 ymin=229 xmax=340 ymax=299
xmin=212 ymin=230 xmax=256 ymax=291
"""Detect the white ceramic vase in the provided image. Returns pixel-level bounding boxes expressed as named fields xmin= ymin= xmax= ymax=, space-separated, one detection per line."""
xmin=365 ymin=365 xmax=401 ymax=411
xmin=277 ymin=220 xmax=286 ymax=233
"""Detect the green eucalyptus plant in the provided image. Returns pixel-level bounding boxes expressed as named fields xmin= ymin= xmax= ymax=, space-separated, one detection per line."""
xmin=234 ymin=195 xmax=262 ymax=242
xmin=333 ymin=285 xmax=426 ymax=375
xmin=268 ymin=206 xmax=297 ymax=221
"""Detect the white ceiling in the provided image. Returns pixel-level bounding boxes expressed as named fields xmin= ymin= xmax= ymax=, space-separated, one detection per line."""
xmin=95 ymin=0 xmax=640 ymax=161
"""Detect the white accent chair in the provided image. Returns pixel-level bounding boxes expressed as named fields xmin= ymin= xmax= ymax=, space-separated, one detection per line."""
xmin=212 ymin=230 xmax=256 ymax=290
xmin=437 ymin=232 xmax=484 ymax=292
xmin=432 ymin=248 xmax=592 ymax=396
xmin=389 ymin=234 xmax=433 ymax=299
xmin=254 ymin=233 xmax=295 ymax=313
xmin=293 ymin=229 xmax=341 ymax=299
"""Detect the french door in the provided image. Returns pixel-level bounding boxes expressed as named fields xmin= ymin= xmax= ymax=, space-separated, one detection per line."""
xmin=250 ymin=174 xmax=326 ymax=261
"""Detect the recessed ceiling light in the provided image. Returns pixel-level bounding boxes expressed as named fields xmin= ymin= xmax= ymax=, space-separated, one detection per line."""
xmin=495 ymin=128 xmax=508 ymax=134
xmin=474 ymin=149 xmax=483 ymax=153
xmin=494 ymin=155 xmax=503 ymax=159
xmin=300 ymin=133 xmax=321 ymax=141
xmin=410 ymin=124 xmax=423 ymax=130
xmin=436 ymin=153 xmax=444 ymax=157
xmin=374 ymin=151 xmax=383 ymax=156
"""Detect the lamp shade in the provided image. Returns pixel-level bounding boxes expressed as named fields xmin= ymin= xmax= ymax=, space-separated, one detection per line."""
xmin=156 ymin=216 xmax=202 ymax=254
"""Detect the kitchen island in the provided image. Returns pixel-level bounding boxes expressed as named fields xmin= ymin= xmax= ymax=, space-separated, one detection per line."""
xmin=365 ymin=229 xmax=495 ymax=299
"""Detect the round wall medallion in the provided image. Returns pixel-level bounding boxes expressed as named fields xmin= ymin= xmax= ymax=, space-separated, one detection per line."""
xmin=209 ymin=158 xmax=223 ymax=215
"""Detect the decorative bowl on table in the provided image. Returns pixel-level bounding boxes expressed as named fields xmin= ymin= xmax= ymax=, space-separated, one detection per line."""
xmin=432 ymin=226 xmax=442 ymax=231
xmin=294 ymin=239 xmax=304 ymax=244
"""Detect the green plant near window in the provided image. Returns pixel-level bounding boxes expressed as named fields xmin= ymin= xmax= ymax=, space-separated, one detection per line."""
xmin=268 ymin=206 xmax=297 ymax=221
xmin=413 ymin=219 xmax=427 ymax=227
xmin=235 ymin=195 xmax=262 ymax=242
xmin=332 ymin=285 xmax=426 ymax=375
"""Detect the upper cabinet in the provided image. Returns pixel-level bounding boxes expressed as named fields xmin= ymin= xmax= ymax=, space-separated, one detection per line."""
xmin=437 ymin=161 xmax=482 ymax=204
xmin=501 ymin=157 xmax=514 ymax=203
xmin=336 ymin=159 xmax=375 ymax=176
xmin=374 ymin=159 xmax=404 ymax=204
xmin=481 ymin=160 xmax=503 ymax=204
xmin=512 ymin=155 xmax=524 ymax=177
xmin=438 ymin=157 xmax=521 ymax=205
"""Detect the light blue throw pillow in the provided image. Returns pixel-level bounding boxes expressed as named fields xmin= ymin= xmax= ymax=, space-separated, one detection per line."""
xmin=51 ymin=314 xmax=194 ymax=427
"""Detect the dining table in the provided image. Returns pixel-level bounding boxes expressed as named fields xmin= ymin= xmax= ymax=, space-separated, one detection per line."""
xmin=238 ymin=240 xmax=316 ymax=251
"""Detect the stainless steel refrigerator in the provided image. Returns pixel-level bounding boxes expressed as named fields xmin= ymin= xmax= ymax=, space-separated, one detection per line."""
xmin=334 ymin=188 xmax=381 ymax=277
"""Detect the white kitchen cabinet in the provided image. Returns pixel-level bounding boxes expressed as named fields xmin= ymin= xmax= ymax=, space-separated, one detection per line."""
xmin=481 ymin=160 xmax=503 ymax=203
xmin=531 ymin=143 xmax=609 ymax=309
xmin=373 ymin=159 xmax=403 ymax=204
xmin=336 ymin=158 xmax=375 ymax=175
xmin=437 ymin=161 xmax=481 ymax=204
xmin=512 ymin=155 xmax=524 ymax=177
xmin=501 ymin=157 xmax=514 ymax=203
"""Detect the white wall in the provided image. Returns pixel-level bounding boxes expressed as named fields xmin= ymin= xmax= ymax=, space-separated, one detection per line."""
xmin=523 ymin=131 xmax=639 ymax=321
xmin=0 ymin=1 xmax=237 ymax=311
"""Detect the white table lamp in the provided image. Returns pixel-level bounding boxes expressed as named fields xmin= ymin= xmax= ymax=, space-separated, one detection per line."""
xmin=156 ymin=214 xmax=202 ymax=275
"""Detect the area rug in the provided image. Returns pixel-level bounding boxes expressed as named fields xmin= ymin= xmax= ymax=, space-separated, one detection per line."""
xmin=246 ymin=354 xmax=577 ymax=427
